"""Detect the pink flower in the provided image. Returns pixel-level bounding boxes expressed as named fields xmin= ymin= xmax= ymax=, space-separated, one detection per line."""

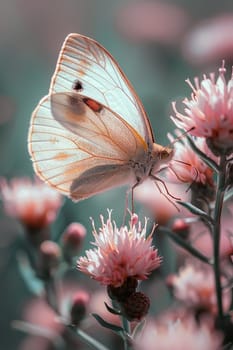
xmin=77 ymin=211 xmax=161 ymax=287
xmin=168 ymin=134 xmax=216 ymax=185
xmin=0 ymin=177 xmax=62 ymax=230
xmin=182 ymin=14 xmax=233 ymax=65
xmin=136 ymin=316 xmax=223 ymax=350
xmin=168 ymin=263 xmax=231 ymax=314
xmin=172 ymin=64 xmax=233 ymax=156
xmin=116 ymin=1 xmax=190 ymax=45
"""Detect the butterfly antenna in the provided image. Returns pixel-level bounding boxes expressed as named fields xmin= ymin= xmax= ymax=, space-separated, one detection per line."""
xmin=166 ymin=127 xmax=195 ymax=148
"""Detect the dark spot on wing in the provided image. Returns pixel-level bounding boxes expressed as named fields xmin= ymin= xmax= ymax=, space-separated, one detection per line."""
xmin=72 ymin=80 xmax=83 ymax=91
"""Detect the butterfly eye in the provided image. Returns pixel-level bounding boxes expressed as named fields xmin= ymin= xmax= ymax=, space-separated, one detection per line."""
xmin=160 ymin=148 xmax=173 ymax=160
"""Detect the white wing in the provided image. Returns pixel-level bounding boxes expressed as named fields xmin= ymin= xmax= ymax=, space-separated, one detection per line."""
xmin=49 ymin=33 xmax=154 ymax=144
xmin=28 ymin=93 xmax=147 ymax=201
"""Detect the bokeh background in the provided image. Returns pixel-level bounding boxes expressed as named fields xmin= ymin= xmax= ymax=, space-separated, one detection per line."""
xmin=1 ymin=0 xmax=233 ymax=349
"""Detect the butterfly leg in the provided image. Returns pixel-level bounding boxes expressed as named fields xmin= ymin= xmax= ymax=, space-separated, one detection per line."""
xmin=149 ymin=174 xmax=180 ymax=211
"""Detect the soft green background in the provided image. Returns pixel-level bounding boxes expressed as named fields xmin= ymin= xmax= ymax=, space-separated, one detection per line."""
xmin=0 ymin=0 xmax=233 ymax=349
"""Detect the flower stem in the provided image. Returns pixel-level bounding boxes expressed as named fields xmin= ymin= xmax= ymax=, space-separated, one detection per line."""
xmin=160 ymin=226 xmax=211 ymax=265
xmin=213 ymin=156 xmax=227 ymax=319
xmin=69 ymin=326 xmax=110 ymax=350
xmin=121 ymin=316 xmax=133 ymax=350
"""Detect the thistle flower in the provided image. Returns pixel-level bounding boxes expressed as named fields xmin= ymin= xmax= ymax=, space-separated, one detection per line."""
xmin=182 ymin=14 xmax=233 ymax=65
xmin=77 ymin=211 xmax=161 ymax=288
xmin=168 ymin=264 xmax=231 ymax=315
xmin=168 ymin=135 xmax=216 ymax=186
xmin=172 ymin=64 xmax=233 ymax=156
xmin=136 ymin=316 xmax=223 ymax=350
xmin=0 ymin=177 xmax=62 ymax=230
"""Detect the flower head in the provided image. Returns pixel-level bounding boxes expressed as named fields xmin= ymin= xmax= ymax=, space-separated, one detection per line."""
xmin=0 ymin=177 xmax=62 ymax=230
xmin=172 ymin=64 xmax=233 ymax=156
xmin=182 ymin=14 xmax=233 ymax=65
xmin=136 ymin=316 xmax=223 ymax=350
xmin=168 ymin=134 xmax=216 ymax=186
xmin=77 ymin=211 xmax=161 ymax=287
xmin=168 ymin=263 xmax=231 ymax=314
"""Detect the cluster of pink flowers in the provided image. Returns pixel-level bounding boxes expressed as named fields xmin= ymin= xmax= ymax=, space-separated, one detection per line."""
xmin=2 ymin=61 xmax=233 ymax=349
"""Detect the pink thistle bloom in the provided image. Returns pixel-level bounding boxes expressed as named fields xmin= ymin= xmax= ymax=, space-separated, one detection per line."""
xmin=116 ymin=1 xmax=190 ymax=45
xmin=77 ymin=211 xmax=161 ymax=287
xmin=182 ymin=14 xmax=233 ymax=65
xmin=172 ymin=64 xmax=233 ymax=155
xmin=136 ymin=316 xmax=223 ymax=350
xmin=0 ymin=177 xmax=62 ymax=230
xmin=168 ymin=134 xmax=216 ymax=185
xmin=168 ymin=264 xmax=231 ymax=315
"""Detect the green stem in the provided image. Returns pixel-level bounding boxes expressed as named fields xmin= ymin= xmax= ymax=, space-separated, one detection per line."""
xmin=160 ymin=226 xmax=211 ymax=265
xmin=213 ymin=156 xmax=227 ymax=319
xmin=69 ymin=326 xmax=110 ymax=350
xmin=187 ymin=135 xmax=219 ymax=172
xmin=121 ymin=316 xmax=132 ymax=350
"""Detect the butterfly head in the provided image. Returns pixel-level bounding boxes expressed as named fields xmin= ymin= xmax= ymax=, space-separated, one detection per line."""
xmin=152 ymin=143 xmax=173 ymax=165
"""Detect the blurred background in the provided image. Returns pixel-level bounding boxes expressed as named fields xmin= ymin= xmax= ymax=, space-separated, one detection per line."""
xmin=1 ymin=0 xmax=233 ymax=348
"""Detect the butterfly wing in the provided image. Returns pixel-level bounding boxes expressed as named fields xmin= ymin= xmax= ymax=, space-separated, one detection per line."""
xmin=28 ymin=92 xmax=148 ymax=201
xmin=49 ymin=33 xmax=154 ymax=145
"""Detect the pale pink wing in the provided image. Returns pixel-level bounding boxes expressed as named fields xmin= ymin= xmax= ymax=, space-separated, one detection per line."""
xmin=49 ymin=33 xmax=154 ymax=144
xmin=28 ymin=93 xmax=147 ymax=201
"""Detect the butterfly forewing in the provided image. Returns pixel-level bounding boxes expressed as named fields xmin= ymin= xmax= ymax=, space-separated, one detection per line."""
xmin=49 ymin=33 xmax=154 ymax=145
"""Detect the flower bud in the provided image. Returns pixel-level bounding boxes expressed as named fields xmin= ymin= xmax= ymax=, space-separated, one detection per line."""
xmin=70 ymin=291 xmax=90 ymax=326
xmin=39 ymin=240 xmax=61 ymax=279
xmin=172 ymin=218 xmax=190 ymax=238
xmin=120 ymin=292 xmax=150 ymax=321
xmin=62 ymin=223 xmax=86 ymax=262
xmin=107 ymin=277 xmax=138 ymax=302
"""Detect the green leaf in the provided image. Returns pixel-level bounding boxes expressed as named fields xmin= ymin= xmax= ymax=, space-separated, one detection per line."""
xmin=17 ymin=252 xmax=44 ymax=296
xmin=177 ymin=201 xmax=213 ymax=224
xmin=186 ymin=135 xmax=219 ymax=172
xmin=131 ymin=318 xmax=146 ymax=339
xmin=104 ymin=302 xmax=122 ymax=315
xmin=224 ymin=188 xmax=233 ymax=202
xmin=92 ymin=313 xmax=124 ymax=333
xmin=12 ymin=320 xmax=64 ymax=347
xmin=160 ymin=226 xmax=211 ymax=265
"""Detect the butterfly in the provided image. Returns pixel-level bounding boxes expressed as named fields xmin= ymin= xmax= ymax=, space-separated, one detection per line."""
xmin=28 ymin=33 xmax=173 ymax=204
